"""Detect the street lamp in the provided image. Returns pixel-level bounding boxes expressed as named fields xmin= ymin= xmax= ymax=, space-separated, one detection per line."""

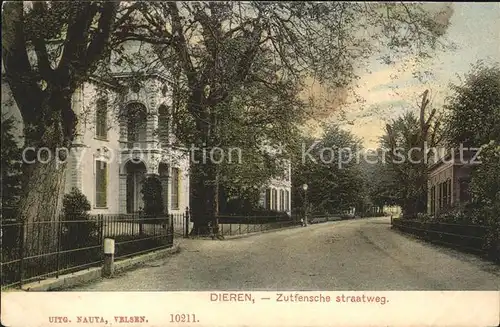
xmin=302 ymin=184 xmax=308 ymax=226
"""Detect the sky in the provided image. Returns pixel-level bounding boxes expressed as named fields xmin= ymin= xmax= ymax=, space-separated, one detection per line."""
xmin=316 ymin=2 xmax=500 ymax=149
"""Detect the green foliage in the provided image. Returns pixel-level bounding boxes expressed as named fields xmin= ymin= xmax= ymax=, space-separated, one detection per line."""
xmin=115 ymin=2 xmax=453 ymax=230
xmin=291 ymin=124 xmax=365 ymax=215
xmin=61 ymin=188 xmax=100 ymax=257
xmin=444 ymin=61 xmax=500 ymax=147
xmin=471 ymin=141 xmax=500 ymax=206
xmin=382 ymin=90 xmax=442 ymax=217
xmin=469 ymin=141 xmax=500 ymax=245
xmin=382 ymin=112 xmax=429 ymax=215
xmin=141 ymin=176 xmax=165 ymax=216
xmin=1 ymin=115 xmax=22 ymax=219
xmin=361 ymin=151 xmax=400 ymax=209
xmin=62 ymin=187 xmax=91 ymax=217
xmin=443 ymin=62 xmax=500 ymax=257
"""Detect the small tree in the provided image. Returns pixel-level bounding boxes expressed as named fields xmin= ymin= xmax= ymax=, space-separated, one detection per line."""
xmin=141 ymin=176 xmax=164 ymax=217
xmin=61 ymin=187 xmax=100 ymax=265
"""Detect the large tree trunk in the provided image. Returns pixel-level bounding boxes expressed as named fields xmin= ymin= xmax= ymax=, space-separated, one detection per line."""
xmin=18 ymin=91 xmax=74 ymax=256
xmin=20 ymin=159 xmax=68 ymax=256
xmin=190 ymin=160 xmax=219 ymax=236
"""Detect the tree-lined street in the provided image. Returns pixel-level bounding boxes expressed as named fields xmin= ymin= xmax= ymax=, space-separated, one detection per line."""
xmin=1 ymin=2 xmax=499 ymax=297
xmin=73 ymin=218 xmax=499 ymax=291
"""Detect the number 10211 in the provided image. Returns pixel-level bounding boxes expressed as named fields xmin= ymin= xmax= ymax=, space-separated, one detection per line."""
xmin=169 ymin=314 xmax=198 ymax=323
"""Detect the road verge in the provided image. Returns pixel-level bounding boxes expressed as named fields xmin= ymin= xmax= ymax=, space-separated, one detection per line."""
xmin=16 ymin=243 xmax=180 ymax=292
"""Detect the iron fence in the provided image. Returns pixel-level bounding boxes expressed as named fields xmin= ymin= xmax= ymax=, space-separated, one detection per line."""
xmin=214 ymin=214 xmax=343 ymax=237
xmin=391 ymin=217 xmax=499 ymax=261
xmin=218 ymin=219 xmax=298 ymax=237
xmin=171 ymin=208 xmax=191 ymax=238
xmin=1 ymin=212 xmax=176 ymax=290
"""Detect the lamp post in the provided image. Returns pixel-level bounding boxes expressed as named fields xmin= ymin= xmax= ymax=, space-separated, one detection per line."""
xmin=302 ymin=183 xmax=308 ymax=226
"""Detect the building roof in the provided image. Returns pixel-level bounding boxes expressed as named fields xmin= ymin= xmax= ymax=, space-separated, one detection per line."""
xmin=428 ymin=149 xmax=479 ymax=171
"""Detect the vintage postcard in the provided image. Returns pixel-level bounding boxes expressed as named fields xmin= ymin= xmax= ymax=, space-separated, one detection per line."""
xmin=1 ymin=1 xmax=499 ymax=326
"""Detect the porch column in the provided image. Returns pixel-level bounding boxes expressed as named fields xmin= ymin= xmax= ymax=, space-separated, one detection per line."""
xmin=119 ymin=174 xmax=127 ymax=213
xmin=160 ymin=176 xmax=169 ymax=214
xmin=146 ymin=113 xmax=158 ymax=145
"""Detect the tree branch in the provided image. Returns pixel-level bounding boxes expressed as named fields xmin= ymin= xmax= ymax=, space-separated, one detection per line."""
xmin=2 ymin=2 xmax=43 ymax=124
xmin=31 ymin=2 xmax=54 ymax=79
xmin=85 ymin=2 xmax=119 ymax=78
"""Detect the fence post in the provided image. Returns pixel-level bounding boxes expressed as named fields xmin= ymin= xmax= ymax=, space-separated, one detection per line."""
xmin=18 ymin=220 xmax=25 ymax=288
xmin=185 ymin=207 xmax=190 ymax=238
xmin=131 ymin=213 xmax=135 ymax=236
xmin=99 ymin=215 xmax=104 ymax=241
xmin=139 ymin=211 xmax=144 ymax=235
xmin=102 ymin=238 xmax=115 ymax=278
xmin=170 ymin=215 xmax=174 ymax=245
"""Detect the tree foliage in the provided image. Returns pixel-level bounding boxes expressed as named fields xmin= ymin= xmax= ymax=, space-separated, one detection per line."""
xmin=141 ymin=176 xmax=165 ymax=216
xmin=291 ymin=125 xmax=365 ymax=215
xmin=441 ymin=62 xmax=500 ymax=255
xmin=382 ymin=90 xmax=442 ymax=217
xmin=361 ymin=150 xmax=400 ymax=209
xmin=2 ymin=2 xmax=453 ymax=234
xmin=444 ymin=61 xmax=500 ymax=148
xmin=113 ymin=2 xmax=452 ymax=233
xmin=443 ymin=62 xmax=500 ymax=228
xmin=1 ymin=115 xmax=22 ymax=219
xmin=2 ymin=1 xmax=126 ymax=227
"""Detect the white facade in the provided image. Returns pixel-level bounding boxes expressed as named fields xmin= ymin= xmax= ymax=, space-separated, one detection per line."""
xmin=259 ymin=159 xmax=292 ymax=215
xmin=65 ymin=75 xmax=190 ymax=215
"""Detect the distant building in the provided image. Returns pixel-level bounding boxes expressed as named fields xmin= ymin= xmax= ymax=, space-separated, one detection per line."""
xmin=427 ymin=150 xmax=478 ymax=216
xmin=260 ymin=158 xmax=292 ymax=215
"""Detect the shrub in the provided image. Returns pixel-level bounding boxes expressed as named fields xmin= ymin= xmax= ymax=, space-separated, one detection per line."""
xmin=141 ymin=176 xmax=164 ymax=217
xmin=61 ymin=188 xmax=101 ymax=266
xmin=469 ymin=141 xmax=500 ymax=259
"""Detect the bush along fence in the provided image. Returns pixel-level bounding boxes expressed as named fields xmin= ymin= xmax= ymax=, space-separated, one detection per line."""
xmin=1 ymin=212 xmax=178 ymax=290
xmin=391 ymin=217 xmax=500 ymax=262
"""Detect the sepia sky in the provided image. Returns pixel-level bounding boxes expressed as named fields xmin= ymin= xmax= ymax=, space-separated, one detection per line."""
xmin=328 ymin=2 xmax=500 ymax=149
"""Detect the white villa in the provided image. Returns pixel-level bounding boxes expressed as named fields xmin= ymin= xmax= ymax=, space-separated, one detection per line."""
xmin=67 ymin=74 xmax=191 ymax=215
xmin=2 ymin=72 xmax=191 ymax=216
xmin=1 ymin=41 xmax=291 ymax=219
xmin=261 ymin=160 xmax=292 ymax=214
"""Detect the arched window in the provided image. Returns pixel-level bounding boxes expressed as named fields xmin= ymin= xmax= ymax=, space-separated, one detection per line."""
xmin=95 ymin=98 xmax=108 ymax=140
xmin=125 ymin=102 xmax=147 ymax=144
